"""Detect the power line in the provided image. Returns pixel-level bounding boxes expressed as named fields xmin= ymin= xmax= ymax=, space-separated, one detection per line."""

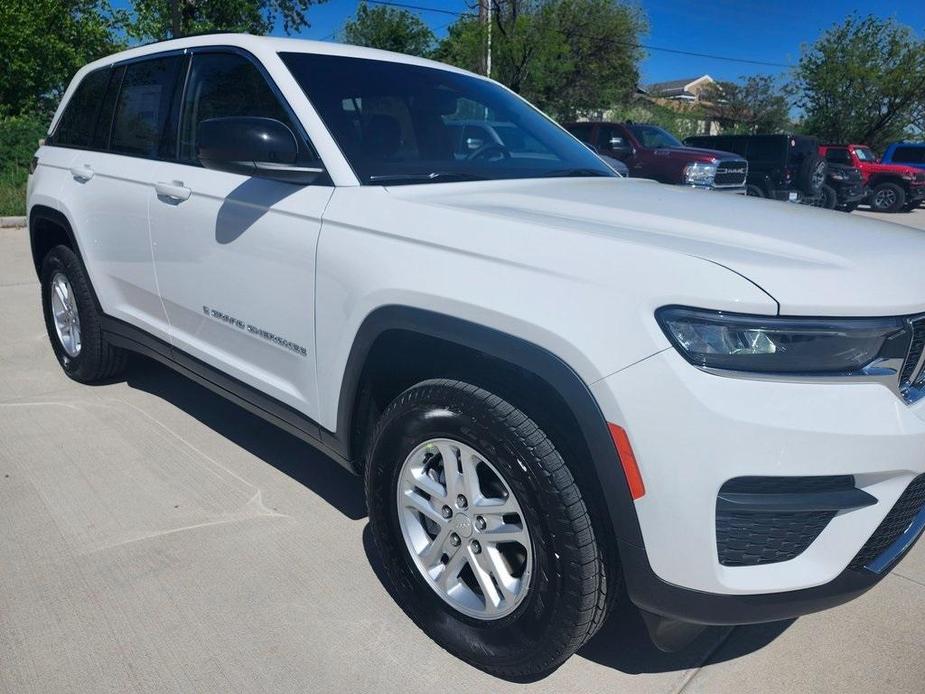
xmin=365 ymin=0 xmax=476 ymax=17
xmin=353 ymin=1 xmax=795 ymax=69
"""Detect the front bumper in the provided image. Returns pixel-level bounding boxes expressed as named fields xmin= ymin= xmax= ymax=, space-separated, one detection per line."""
xmin=591 ymin=348 xmax=925 ymax=622
xmin=909 ymin=184 xmax=925 ymax=202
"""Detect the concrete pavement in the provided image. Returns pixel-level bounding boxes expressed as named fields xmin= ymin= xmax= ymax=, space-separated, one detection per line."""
xmin=1 ymin=212 xmax=924 ymax=693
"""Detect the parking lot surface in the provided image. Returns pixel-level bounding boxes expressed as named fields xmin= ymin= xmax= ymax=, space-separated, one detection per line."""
xmin=2 ymin=209 xmax=925 ymax=693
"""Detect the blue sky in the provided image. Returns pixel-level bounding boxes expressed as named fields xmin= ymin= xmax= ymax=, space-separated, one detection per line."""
xmin=115 ymin=0 xmax=925 ymax=85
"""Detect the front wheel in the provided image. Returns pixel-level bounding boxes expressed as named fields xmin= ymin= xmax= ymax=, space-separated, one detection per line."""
xmin=365 ymin=379 xmax=610 ymax=679
xmin=745 ymin=184 xmax=765 ymax=198
xmin=818 ymin=184 xmax=837 ymax=209
xmin=870 ymin=182 xmax=906 ymax=212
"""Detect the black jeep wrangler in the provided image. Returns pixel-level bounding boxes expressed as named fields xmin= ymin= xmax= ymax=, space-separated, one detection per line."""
xmin=816 ymin=162 xmax=866 ymax=212
xmin=683 ymin=134 xmax=827 ymax=204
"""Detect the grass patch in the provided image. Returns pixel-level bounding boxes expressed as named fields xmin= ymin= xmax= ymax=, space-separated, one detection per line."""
xmin=0 ymin=113 xmax=48 ymax=217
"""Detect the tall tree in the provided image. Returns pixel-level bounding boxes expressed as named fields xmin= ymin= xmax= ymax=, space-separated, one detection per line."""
xmin=124 ymin=0 xmax=324 ymax=41
xmin=436 ymin=0 xmax=647 ymax=120
xmin=701 ymin=75 xmax=792 ymax=134
xmin=0 ymin=0 xmax=123 ymax=116
xmin=796 ymin=14 xmax=925 ymax=150
xmin=342 ymin=2 xmax=436 ymax=57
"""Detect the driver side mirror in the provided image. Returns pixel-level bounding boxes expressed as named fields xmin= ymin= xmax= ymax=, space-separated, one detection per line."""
xmin=197 ymin=117 xmax=325 ymax=184
xmin=608 ymin=136 xmax=633 ymax=159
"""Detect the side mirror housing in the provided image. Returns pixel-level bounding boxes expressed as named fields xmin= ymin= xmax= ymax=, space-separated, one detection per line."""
xmin=197 ymin=117 xmax=324 ymax=184
xmin=609 ymin=136 xmax=633 ymax=159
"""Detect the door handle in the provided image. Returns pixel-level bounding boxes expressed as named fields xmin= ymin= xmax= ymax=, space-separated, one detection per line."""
xmin=69 ymin=164 xmax=94 ymax=181
xmin=155 ymin=180 xmax=191 ymax=202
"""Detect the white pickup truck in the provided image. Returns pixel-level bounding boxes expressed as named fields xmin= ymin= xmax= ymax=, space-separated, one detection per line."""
xmin=27 ymin=34 xmax=925 ymax=678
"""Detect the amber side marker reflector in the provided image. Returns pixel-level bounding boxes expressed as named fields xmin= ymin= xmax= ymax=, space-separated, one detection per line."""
xmin=608 ymin=423 xmax=645 ymax=500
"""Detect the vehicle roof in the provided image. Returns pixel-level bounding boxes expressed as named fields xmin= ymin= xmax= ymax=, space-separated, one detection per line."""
xmin=77 ymin=32 xmax=479 ymax=78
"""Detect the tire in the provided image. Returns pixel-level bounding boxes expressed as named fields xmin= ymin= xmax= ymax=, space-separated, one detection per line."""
xmin=365 ymin=379 xmax=610 ymax=679
xmin=818 ymin=184 xmax=837 ymax=209
xmin=40 ymin=245 xmax=127 ymax=383
xmin=797 ymin=153 xmax=827 ymax=196
xmin=745 ymin=184 xmax=765 ymax=198
xmin=870 ymin=182 xmax=906 ymax=213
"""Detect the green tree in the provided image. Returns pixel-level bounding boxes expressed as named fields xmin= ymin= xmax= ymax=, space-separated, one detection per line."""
xmin=701 ymin=75 xmax=793 ymax=134
xmin=436 ymin=0 xmax=647 ymax=120
xmin=796 ymin=14 xmax=925 ymax=150
xmin=124 ymin=0 xmax=324 ymax=41
xmin=0 ymin=0 xmax=123 ymax=116
xmin=342 ymin=2 xmax=436 ymax=57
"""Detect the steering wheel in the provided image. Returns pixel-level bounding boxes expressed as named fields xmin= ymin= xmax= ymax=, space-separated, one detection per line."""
xmin=466 ymin=143 xmax=511 ymax=161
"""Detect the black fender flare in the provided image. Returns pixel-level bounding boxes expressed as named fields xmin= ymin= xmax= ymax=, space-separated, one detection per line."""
xmin=331 ymin=305 xmax=645 ymax=549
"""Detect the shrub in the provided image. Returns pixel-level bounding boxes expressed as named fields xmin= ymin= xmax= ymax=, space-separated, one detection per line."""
xmin=0 ymin=112 xmax=48 ymax=216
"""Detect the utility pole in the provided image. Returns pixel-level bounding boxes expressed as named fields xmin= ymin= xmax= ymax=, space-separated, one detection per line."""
xmin=479 ymin=0 xmax=491 ymax=78
xmin=170 ymin=0 xmax=182 ymax=38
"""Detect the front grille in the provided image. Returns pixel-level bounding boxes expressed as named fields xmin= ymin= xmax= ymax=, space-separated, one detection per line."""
xmin=900 ymin=317 xmax=925 ymax=390
xmin=850 ymin=474 xmax=925 ymax=570
xmin=713 ymin=159 xmax=748 ymax=187
xmin=915 ymin=172 xmax=925 ymax=183
xmin=716 ymin=476 xmax=853 ymax=566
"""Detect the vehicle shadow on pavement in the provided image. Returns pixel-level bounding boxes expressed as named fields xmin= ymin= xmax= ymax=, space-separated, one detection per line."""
xmin=578 ymin=591 xmax=794 ymax=675
xmin=124 ymin=358 xmax=367 ymax=520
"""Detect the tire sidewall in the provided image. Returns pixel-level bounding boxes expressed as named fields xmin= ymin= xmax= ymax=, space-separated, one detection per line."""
xmin=871 ymin=182 xmax=905 ymax=212
xmin=366 ymin=385 xmax=583 ymax=669
xmin=40 ymin=247 xmax=98 ymax=380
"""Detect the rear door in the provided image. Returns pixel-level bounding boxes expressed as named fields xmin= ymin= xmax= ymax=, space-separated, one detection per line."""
xmin=147 ymin=48 xmax=332 ymax=420
xmin=53 ymin=55 xmax=185 ymax=341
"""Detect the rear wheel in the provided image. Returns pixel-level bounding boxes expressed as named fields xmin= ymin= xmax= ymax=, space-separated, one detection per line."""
xmin=745 ymin=184 xmax=765 ymax=198
xmin=40 ymin=245 xmax=127 ymax=383
xmin=870 ymin=182 xmax=906 ymax=213
xmin=365 ymin=379 xmax=610 ymax=679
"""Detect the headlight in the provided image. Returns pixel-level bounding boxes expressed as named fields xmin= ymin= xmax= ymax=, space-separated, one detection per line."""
xmin=656 ymin=306 xmax=906 ymax=374
xmin=684 ymin=161 xmax=718 ymax=186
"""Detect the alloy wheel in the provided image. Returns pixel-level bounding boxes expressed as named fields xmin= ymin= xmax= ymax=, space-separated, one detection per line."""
xmin=396 ymin=438 xmax=533 ymax=620
xmin=874 ymin=188 xmax=897 ymax=210
xmin=50 ymin=272 xmax=81 ymax=357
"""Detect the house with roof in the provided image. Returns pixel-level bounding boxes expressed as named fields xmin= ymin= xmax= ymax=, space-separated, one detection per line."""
xmin=644 ymin=75 xmax=718 ymax=102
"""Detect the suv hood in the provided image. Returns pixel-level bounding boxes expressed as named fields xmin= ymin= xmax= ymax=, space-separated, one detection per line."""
xmin=861 ymin=160 xmax=923 ymax=178
xmin=389 ymin=177 xmax=925 ymax=316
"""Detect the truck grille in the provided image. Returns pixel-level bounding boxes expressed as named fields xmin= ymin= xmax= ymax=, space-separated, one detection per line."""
xmin=850 ymin=474 xmax=925 ymax=570
xmin=900 ymin=317 xmax=925 ymax=392
xmin=713 ymin=159 xmax=748 ymax=188
xmin=915 ymin=172 xmax=925 ymax=183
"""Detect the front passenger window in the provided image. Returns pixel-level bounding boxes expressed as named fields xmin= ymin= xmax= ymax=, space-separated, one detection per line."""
xmin=179 ymin=52 xmax=311 ymax=163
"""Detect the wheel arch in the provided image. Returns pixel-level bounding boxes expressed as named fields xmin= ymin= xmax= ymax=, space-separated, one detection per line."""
xmin=333 ymin=305 xmax=645 ymax=548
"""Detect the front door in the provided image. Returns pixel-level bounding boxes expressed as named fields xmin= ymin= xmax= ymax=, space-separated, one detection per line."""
xmin=148 ymin=49 xmax=332 ymax=420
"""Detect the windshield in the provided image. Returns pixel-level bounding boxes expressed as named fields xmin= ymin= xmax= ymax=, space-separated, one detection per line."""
xmin=626 ymin=124 xmax=683 ymax=149
xmin=279 ymin=53 xmax=614 ymax=184
xmin=854 ymin=147 xmax=878 ymax=162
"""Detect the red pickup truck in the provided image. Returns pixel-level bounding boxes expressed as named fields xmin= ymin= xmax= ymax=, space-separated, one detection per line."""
xmin=820 ymin=144 xmax=925 ymax=213
xmin=565 ymin=122 xmax=748 ymax=192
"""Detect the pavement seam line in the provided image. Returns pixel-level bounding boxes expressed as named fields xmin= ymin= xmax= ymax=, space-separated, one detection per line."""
xmin=669 ymin=627 xmax=736 ymax=694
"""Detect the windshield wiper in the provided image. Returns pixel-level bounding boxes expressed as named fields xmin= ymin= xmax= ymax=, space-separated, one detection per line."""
xmin=368 ymin=172 xmax=488 ymax=184
xmin=540 ymin=168 xmax=612 ymax=178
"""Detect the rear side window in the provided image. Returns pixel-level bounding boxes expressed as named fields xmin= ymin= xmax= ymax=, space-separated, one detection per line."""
xmin=53 ymin=69 xmax=110 ymax=148
xmin=110 ymin=56 xmax=185 ymax=158
xmin=892 ymin=146 xmax=925 ymax=164
xmin=825 ymin=148 xmax=852 ymax=165
xmin=91 ymin=65 xmax=125 ymax=150
xmin=745 ymin=137 xmax=782 ymax=162
xmin=568 ymin=123 xmax=593 ymax=143
xmin=178 ymin=52 xmax=302 ymax=163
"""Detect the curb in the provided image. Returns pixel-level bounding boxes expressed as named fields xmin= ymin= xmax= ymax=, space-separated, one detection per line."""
xmin=0 ymin=216 xmax=26 ymax=228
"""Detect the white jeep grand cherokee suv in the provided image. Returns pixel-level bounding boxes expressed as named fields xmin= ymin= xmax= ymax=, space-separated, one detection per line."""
xmin=27 ymin=35 xmax=925 ymax=678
